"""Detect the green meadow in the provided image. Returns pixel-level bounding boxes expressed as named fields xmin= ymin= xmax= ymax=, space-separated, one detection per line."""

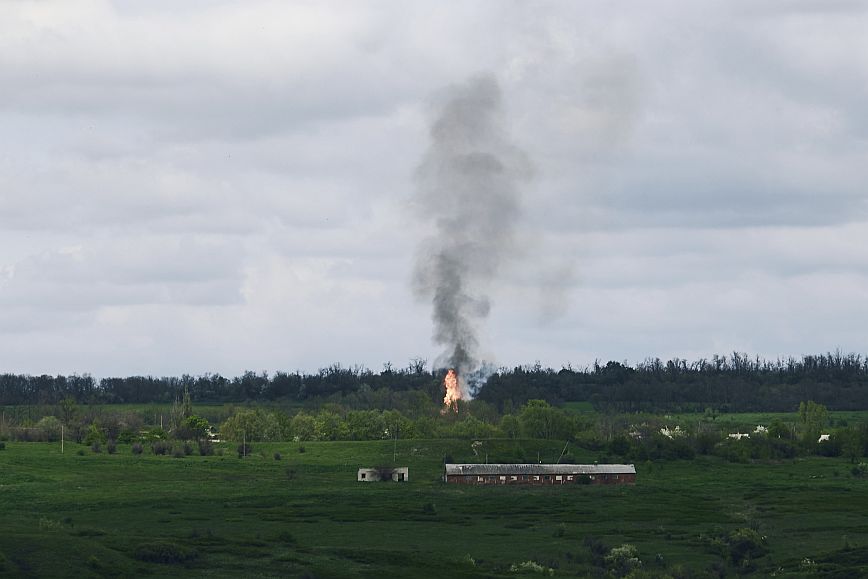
xmin=1 ymin=439 xmax=867 ymax=577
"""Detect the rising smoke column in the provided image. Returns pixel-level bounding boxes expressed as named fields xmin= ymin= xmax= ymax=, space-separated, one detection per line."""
xmin=413 ymin=75 xmax=531 ymax=394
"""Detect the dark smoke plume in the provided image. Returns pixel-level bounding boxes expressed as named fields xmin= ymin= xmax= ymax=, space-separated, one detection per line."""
xmin=413 ymin=75 xmax=531 ymax=393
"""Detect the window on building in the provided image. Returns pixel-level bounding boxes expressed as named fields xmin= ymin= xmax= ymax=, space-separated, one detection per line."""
xmin=510 ymin=476 xmax=517 ymax=481
xmin=478 ymin=476 xmax=484 ymax=482
xmin=533 ymin=475 xmax=540 ymax=481
xmin=555 ymin=475 xmax=562 ymax=481
xmin=361 ymin=473 xmax=366 ymax=479
xmin=499 ymin=476 xmax=506 ymax=481
xmin=544 ymin=475 xmax=551 ymax=480
xmin=567 ymin=476 xmax=573 ymax=481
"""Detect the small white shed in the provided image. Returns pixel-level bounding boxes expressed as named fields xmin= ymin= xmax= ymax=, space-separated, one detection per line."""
xmin=357 ymin=467 xmax=409 ymax=482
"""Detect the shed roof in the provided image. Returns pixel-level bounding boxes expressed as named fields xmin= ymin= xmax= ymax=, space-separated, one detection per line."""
xmin=444 ymin=463 xmax=636 ymax=476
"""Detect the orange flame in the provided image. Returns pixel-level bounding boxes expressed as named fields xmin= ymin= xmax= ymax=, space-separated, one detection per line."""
xmin=443 ymin=368 xmax=461 ymax=413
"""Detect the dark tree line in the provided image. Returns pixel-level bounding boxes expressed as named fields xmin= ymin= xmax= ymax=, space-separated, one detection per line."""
xmin=3 ymin=352 xmax=868 ymax=412
xmin=0 ymin=361 xmax=439 ymax=406
xmin=479 ymin=352 xmax=868 ymax=412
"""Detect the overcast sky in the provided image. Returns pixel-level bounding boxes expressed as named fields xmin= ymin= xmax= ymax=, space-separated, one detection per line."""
xmin=1 ymin=0 xmax=867 ymax=377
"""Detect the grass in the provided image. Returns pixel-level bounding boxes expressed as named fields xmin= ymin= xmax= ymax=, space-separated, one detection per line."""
xmin=1 ymin=439 xmax=867 ymax=577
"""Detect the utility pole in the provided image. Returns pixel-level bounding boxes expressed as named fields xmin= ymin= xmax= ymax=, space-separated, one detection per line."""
xmin=61 ymin=424 xmax=64 ymax=454
xmin=243 ymin=431 xmax=246 ymax=458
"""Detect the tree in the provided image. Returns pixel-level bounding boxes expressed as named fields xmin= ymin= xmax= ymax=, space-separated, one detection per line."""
xmin=59 ymin=396 xmax=77 ymax=425
xmin=500 ymin=415 xmax=521 ymax=439
xmin=177 ymin=415 xmax=210 ymax=440
xmin=169 ymin=386 xmax=194 ymax=434
xmin=519 ymin=400 xmax=574 ymax=440
xmin=799 ymin=400 xmax=828 ymax=444
xmin=290 ymin=412 xmax=317 ymax=441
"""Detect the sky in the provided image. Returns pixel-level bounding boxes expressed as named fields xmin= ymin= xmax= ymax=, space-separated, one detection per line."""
xmin=1 ymin=0 xmax=867 ymax=377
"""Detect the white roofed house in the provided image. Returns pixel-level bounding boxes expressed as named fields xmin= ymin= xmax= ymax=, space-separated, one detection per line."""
xmin=443 ymin=464 xmax=636 ymax=486
xmin=357 ymin=467 xmax=408 ymax=482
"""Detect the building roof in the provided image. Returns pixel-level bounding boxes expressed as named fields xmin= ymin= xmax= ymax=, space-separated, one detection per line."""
xmin=444 ymin=463 xmax=636 ymax=476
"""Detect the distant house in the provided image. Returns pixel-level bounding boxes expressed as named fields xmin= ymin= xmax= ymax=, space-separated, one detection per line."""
xmin=443 ymin=464 xmax=636 ymax=485
xmin=818 ymin=434 xmax=831 ymax=443
xmin=728 ymin=433 xmax=750 ymax=440
xmin=357 ymin=467 xmax=408 ymax=482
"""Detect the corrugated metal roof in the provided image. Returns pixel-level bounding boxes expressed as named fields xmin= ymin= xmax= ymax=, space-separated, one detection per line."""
xmin=444 ymin=463 xmax=636 ymax=476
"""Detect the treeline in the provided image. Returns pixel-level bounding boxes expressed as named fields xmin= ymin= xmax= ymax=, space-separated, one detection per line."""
xmin=480 ymin=352 xmax=868 ymax=412
xmin=3 ymin=352 xmax=868 ymax=412
xmin=0 ymin=361 xmax=437 ymax=406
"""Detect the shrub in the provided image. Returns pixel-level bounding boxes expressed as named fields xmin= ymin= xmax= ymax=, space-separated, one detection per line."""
xmin=727 ymin=528 xmax=768 ymax=565
xmin=197 ymin=439 xmax=214 ymax=456
xmin=422 ymin=502 xmax=436 ymax=515
xmin=76 ymin=449 xmax=86 ymax=456
xmin=106 ymin=440 xmax=117 ymax=454
xmin=183 ymin=442 xmax=193 ymax=456
xmin=91 ymin=442 xmax=102 ymax=454
xmin=0 ymin=442 xmax=5 ymax=450
xmin=151 ymin=440 xmax=172 ymax=456
xmin=509 ymin=561 xmax=554 ymax=575
xmin=237 ymin=442 xmax=253 ymax=458
xmin=605 ymin=544 xmax=642 ymax=576
xmin=298 ymin=445 xmax=306 ymax=454
xmin=134 ymin=542 xmax=197 ymax=565
xmin=583 ymin=536 xmax=609 ymax=567
xmin=132 ymin=443 xmax=143 ymax=455
xmin=172 ymin=448 xmax=184 ymax=459
xmin=273 ymin=452 xmax=282 ymax=461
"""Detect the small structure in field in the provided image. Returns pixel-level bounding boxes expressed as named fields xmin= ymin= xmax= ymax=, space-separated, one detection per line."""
xmin=444 ymin=463 xmax=636 ymax=485
xmin=357 ymin=466 xmax=409 ymax=482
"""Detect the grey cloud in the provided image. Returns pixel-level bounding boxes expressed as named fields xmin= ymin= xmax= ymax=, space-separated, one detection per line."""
xmin=0 ymin=1 xmax=866 ymax=374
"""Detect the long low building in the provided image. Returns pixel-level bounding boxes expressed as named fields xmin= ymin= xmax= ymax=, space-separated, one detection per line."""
xmin=444 ymin=463 xmax=636 ymax=485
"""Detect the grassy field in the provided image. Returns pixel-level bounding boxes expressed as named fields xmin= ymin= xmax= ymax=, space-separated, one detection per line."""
xmin=1 ymin=439 xmax=867 ymax=577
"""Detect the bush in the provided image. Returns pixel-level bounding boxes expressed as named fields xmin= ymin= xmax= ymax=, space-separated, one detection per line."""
xmin=727 ymin=528 xmax=768 ymax=565
xmin=83 ymin=422 xmax=107 ymax=446
xmin=172 ymin=448 xmax=184 ymax=459
xmin=151 ymin=440 xmax=172 ymax=456
xmin=132 ymin=443 xmax=143 ymax=455
xmin=237 ymin=443 xmax=253 ymax=458
xmin=298 ymin=445 xmax=306 ymax=454
xmin=134 ymin=542 xmax=198 ymax=565
xmin=0 ymin=442 xmax=5 ymax=450
xmin=91 ymin=442 xmax=102 ymax=454
xmin=422 ymin=502 xmax=436 ymax=515
xmin=197 ymin=439 xmax=214 ymax=456
xmin=106 ymin=440 xmax=117 ymax=454
xmin=76 ymin=449 xmax=86 ymax=456
xmin=605 ymin=544 xmax=642 ymax=576
xmin=183 ymin=442 xmax=193 ymax=456
xmin=273 ymin=452 xmax=282 ymax=461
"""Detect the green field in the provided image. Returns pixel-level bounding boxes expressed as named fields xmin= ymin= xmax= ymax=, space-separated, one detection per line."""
xmin=1 ymin=440 xmax=867 ymax=577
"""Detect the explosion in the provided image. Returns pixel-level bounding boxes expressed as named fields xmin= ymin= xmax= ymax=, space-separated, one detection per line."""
xmin=443 ymin=368 xmax=461 ymax=413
